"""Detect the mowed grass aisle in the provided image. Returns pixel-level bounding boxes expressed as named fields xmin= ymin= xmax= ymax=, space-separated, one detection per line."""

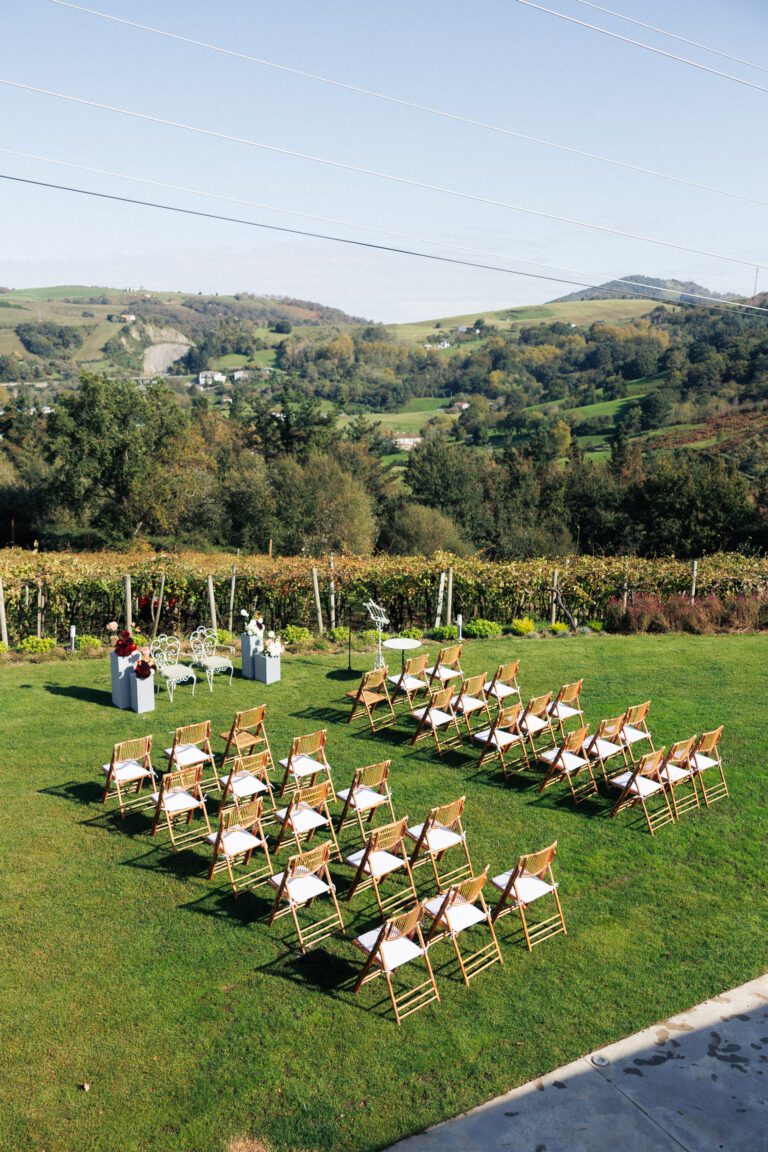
xmin=1 ymin=635 xmax=765 ymax=1152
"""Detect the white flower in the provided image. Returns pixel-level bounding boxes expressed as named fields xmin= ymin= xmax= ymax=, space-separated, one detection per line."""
xmin=240 ymin=608 xmax=249 ymax=618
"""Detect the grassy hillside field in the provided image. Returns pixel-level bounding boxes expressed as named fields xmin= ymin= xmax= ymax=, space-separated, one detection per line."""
xmin=1 ymin=634 xmax=764 ymax=1152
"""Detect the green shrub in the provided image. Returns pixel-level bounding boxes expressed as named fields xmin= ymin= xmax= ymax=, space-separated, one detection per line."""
xmin=18 ymin=636 xmax=56 ymax=654
xmin=550 ymin=622 xmax=570 ymax=636
xmin=586 ymin=620 xmax=603 ymax=633
xmin=216 ymin=628 xmax=236 ymax=646
xmin=75 ymin=634 xmax=102 ymax=651
xmin=463 ymin=618 xmax=502 ymax=639
xmin=0 ymin=641 xmax=8 ymax=655
xmin=326 ymin=625 xmax=351 ymax=643
xmin=356 ymin=628 xmax=390 ymax=648
xmin=283 ymin=625 xmax=313 ymax=646
xmin=509 ymin=617 xmax=536 ymax=636
xmin=398 ymin=627 xmax=424 ymax=640
xmin=425 ymin=625 xmax=458 ymax=641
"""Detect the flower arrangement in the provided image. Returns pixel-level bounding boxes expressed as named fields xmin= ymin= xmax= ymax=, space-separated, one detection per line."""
xmin=114 ymin=629 xmax=137 ymax=657
xmin=240 ymin=608 xmax=265 ymax=639
xmin=264 ymin=630 xmax=283 ymax=658
xmin=133 ymin=658 xmax=155 ymax=680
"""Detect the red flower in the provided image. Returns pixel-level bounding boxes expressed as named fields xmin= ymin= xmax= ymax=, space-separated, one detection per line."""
xmin=133 ymin=658 xmax=154 ymax=680
xmin=115 ymin=630 xmax=137 ymax=657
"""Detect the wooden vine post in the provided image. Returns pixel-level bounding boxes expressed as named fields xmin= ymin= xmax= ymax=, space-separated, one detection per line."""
xmin=37 ymin=583 xmax=44 ymax=638
xmin=329 ymin=555 xmax=336 ymax=631
xmin=446 ymin=567 xmax=454 ymax=631
xmin=207 ymin=574 xmax=218 ymax=631
xmin=434 ymin=571 xmax=446 ymax=628
xmin=151 ymin=574 xmax=165 ymax=641
xmin=690 ymin=559 xmax=698 ymax=605
xmin=227 ymin=564 xmax=237 ymax=633
xmin=550 ymin=569 xmax=559 ymax=625
xmin=311 ymin=566 xmax=324 ymax=635
xmin=0 ymin=577 xmax=8 ymax=647
xmin=124 ymin=574 xmax=133 ymax=632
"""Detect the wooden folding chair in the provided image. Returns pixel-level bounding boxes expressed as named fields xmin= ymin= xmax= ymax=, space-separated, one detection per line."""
xmin=346 ymin=666 xmax=396 ymax=731
xmin=150 ymin=764 xmax=212 ymax=850
xmin=273 ymin=779 xmax=341 ymax=858
xmin=585 ymin=715 xmax=629 ymax=785
xmin=165 ymin=721 xmax=217 ymax=793
xmin=410 ymin=685 xmax=462 ymax=754
xmin=388 ymin=653 xmax=430 ymax=709
xmin=689 ymin=726 xmax=728 ymax=807
xmin=424 ymin=868 xmax=503 ymax=985
xmin=547 ymin=679 xmax=584 ymax=736
xmin=346 ymin=816 xmax=419 ymax=916
xmin=609 ymin=748 xmax=675 ymax=834
xmin=406 ymin=797 xmax=473 ymax=888
xmin=336 ymin=761 xmax=395 ymax=839
xmin=218 ymin=751 xmax=276 ymax=816
xmin=490 ymin=841 xmax=566 ymax=949
xmin=101 ymin=735 xmax=157 ymax=816
xmin=207 ymin=798 xmax=272 ymax=893
xmin=278 ymin=729 xmax=333 ymax=797
xmin=353 ymin=902 xmax=440 ymax=1024
xmin=484 ymin=660 xmax=521 ymax=704
xmin=219 ymin=705 xmax=273 ymax=772
xmin=658 ymin=737 xmax=700 ymax=820
xmin=473 ymin=702 xmax=530 ymax=776
xmin=518 ymin=692 xmax=556 ymax=757
xmin=452 ymin=672 xmax=492 ymax=735
xmin=268 ymin=841 xmax=345 ymax=954
xmin=620 ymin=701 xmax=654 ymax=763
xmin=425 ymin=643 xmax=463 ymax=687
xmin=537 ymin=725 xmax=598 ymax=803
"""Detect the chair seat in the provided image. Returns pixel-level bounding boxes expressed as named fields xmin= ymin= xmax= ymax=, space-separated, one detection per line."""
xmin=279 ymin=754 xmax=327 ymax=779
xmin=412 ymin=705 xmax=454 ymax=728
xmin=165 ymin=743 xmax=213 ymax=768
xmin=274 ymin=804 xmax=328 ymax=834
xmin=198 ymin=655 xmax=232 ymax=671
xmin=610 ymin=771 xmax=663 ymax=797
xmin=424 ymin=894 xmax=486 ymax=934
xmin=159 ymin=663 xmax=194 ymax=681
xmin=102 ymin=759 xmax=151 ymax=783
xmin=206 ymin=826 xmax=261 ymax=856
xmin=453 ymin=695 xmax=486 ymax=714
xmin=389 ymin=674 xmax=428 ymax=693
xmin=407 ymin=823 xmax=463 ymax=853
xmin=219 ymin=730 xmax=262 ymax=748
xmin=220 ymin=771 xmax=268 ymax=799
xmin=151 ymin=788 xmax=203 ymax=814
xmin=347 ymin=688 xmax=388 ymax=705
xmin=691 ymin=752 xmax=718 ymax=772
xmin=336 ymin=785 xmax=389 ymax=812
xmin=492 ymin=871 xmax=554 ymax=904
xmin=622 ymin=725 xmax=650 ymax=746
xmin=473 ymin=727 xmax=520 ymax=749
xmin=661 ymin=764 xmax=692 ymax=784
xmin=355 ymin=928 xmax=423 ymax=972
xmin=484 ymin=681 xmax=519 ymax=699
xmin=346 ymin=847 xmax=404 ymax=878
xmin=520 ymin=714 xmax=548 ymax=735
xmin=426 ymin=664 xmax=462 ymax=681
xmin=549 ymin=702 xmax=580 ymax=720
xmin=269 ymin=869 xmax=330 ymax=905
xmin=538 ymin=748 xmax=588 ymax=773
xmin=588 ymin=737 xmax=623 ymax=760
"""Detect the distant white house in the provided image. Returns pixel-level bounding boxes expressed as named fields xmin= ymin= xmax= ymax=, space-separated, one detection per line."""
xmin=221 ymin=396 xmax=234 ymax=405
xmin=393 ymin=435 xmax=423 ymax=451
xmin=198 ymin=370 xmax=226 ymax=386
xmin=232 ymin=369 xmax=249 ymax=382
xmin=450 ymin=401 xmax=470 ymax=412
xmin=438 ymin=340 xmax=451 ymax=349
xmin=120 ymin=313 xmax=136 ymax=323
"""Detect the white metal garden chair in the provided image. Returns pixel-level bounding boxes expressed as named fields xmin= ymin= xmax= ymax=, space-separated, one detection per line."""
xmin=189 ymin=626 xmax=234 ymax=692
xmin=150 ymin=634 xmax=196 ymax=703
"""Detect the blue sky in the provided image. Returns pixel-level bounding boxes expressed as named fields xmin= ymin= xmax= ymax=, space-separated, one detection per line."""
xmin=0 ymin=0 xmax=765 ymax=320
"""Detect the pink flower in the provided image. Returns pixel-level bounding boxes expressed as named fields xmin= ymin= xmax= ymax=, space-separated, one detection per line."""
xmin=106 ymin=621 xmax=118 ymax=632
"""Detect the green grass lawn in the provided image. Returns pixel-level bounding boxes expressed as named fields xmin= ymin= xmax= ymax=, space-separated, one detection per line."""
xmin=1 ymin=635 xmax=764 ymax=1152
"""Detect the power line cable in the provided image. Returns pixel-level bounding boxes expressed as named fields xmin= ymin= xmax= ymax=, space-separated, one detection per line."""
xmin=0 ymin=144 xmax=753 ymax=312
xmin=47 ymin=0 xmax=768 ymax=213
xmin=0 ymin=76 xmax=763 ymax=274
xmin=573 ymin=1 xmax=768 ymax=76
xmin=513 ymin=0 xmax=768 ymax=96
xmin=2 ymin=170 xmax=767 ymax=315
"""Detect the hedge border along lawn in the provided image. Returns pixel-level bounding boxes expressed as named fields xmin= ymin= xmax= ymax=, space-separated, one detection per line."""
xmin=2 ymin=548 xmax=768 ymax=641
xmin=1 ymin=634 xmax=765 ymax=1152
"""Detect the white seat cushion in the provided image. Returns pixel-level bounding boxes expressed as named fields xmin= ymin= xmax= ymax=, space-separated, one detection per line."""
xmin=220 ymin=771 xmax=267 ymax=799
xmin=485 ymin=681 xmax=518 ymax=699
xmin=346 ymin=847 xmax=404 ymax=878
xmin=269 ymin=870 xmax=329 ymax=904
xmin=199 ymin=654 xmax=232 ymax=671
xmin=473 ymin=727 xmax=521 ymax=749
xmin=102 ymin=759 xmax=151 ymax=783
xmin=520 ymin=713 xmax=548 ymax=735
xmin=389 ymin=674 xmax=428 ymax=693
xmin=355 ymin=927 xmax=423 ymax=972
xmin=610 ymin=771 xmax=663 ymax=797
xmin=454 ymin=695 xmax=485 ymax=714
xmin=426 ymin=664 xmax=462 ymax=681
xmin=412 ymin=705 xmax=454 ymax=728
xmin=274 ymin=804 xmax=327 ymax=834
xmin=424 ymin=894 xmax=486 ymax=934
xmin=661 ymin=764 xmax=691 ymax=784
xmin=549 ymin=702 xmax=580 ymax=720
xmin=160 ymin=663 xmax=193 ymax=681
xmin=165 ymin=743 xmax=212 ymax=767
xmin=538 ymin=748 xmax=587 ymax=773
xmin=406 ymin=823 xmax=463 ymax=853
xmin=279 ymin=754 xmax=327 ymax=779
xmin=588 ymin=737 xmax=623 ymax=760
xmin=691 ymin=752 xmax=718 ymax=772
xmin=336 ymin=785 xmax=388 ymax=812
xmin=622 ymin=725 xmax=650 ymax=746
xmin=152 ymin=788 xmax=203 ymax=814
xmin=492 ymin=871 xmax=555 ymax=904
xmin=207 ymin=826 xmax=261 ymax=856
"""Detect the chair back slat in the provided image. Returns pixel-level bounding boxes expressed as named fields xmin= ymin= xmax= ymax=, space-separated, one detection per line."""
xmin=525 ymin=692 xmax=552 ymax=718
xmin=437 ymin=643 xmax=462 ymax=667
xmin=362 ymin=667 xmax=388 ymax=691
xmin=358 ymin=760 xmax=391 ymax=790
xmin=220 ymin=797 xmax=263 ymax=831
xmin=430 ymin=686 xmax=455 ymax=711
xmin=296 ymin=779 xmax=333 ymax=809
xmin=459 ymin=672 xmax=486 ymax=698
xmin=231 ymin=751 xmax=271 ymax=779
xmin=596 ymin=714 xmax=625 ymax=741
xmin=293 ymin=730 xmax=327 ymax=758
xmin=455 ymin=867 xmax=489 ymax=906
xmin=495 ymin=660 xmax=519 ymax=684
xmin=404 ymin=653 xmax=429 ymax=677
xmin=163 ymin=765 xmax=200 ymax=794
xmin=637 ymin=748 xmax=664 ymax=778
xmin=665 ymin=736 xmax=695 ymax=765
xmin=555 ymin=679 xmax=583 ymax=706
xmin=370 ymin=815 xmax=409 ymax=854
xmin=288 ymin=840 xmax=331 ymax=878
xmin=516 ymin=841 xmax=557 ymax=880
xmin=385 ymin=902 xmax=424 ymax=942
xmin=432 ymin=796 xmax=465 ymax=831
xmin=696 ymin=726 xmax=723 ymax=754
xmin=176 ymin=720 xmax=211 ymax=746
xmin=563 ymin=725 xmax=589 ymax=754
xmin=624 ymin=701 xmax=650 ymax=726
xmin=237 ymin=705 xmax=266 ymax=731
xmin=113 ymin=735 xmax=151 ymax=763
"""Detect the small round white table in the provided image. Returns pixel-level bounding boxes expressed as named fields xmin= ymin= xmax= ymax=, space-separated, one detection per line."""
xmin=383 ymin=636 xmax=423 ymax=671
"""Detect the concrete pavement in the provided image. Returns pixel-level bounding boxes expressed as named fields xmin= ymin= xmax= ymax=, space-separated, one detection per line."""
xmin=387 ymin=974 xmax=768 ymax=1151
